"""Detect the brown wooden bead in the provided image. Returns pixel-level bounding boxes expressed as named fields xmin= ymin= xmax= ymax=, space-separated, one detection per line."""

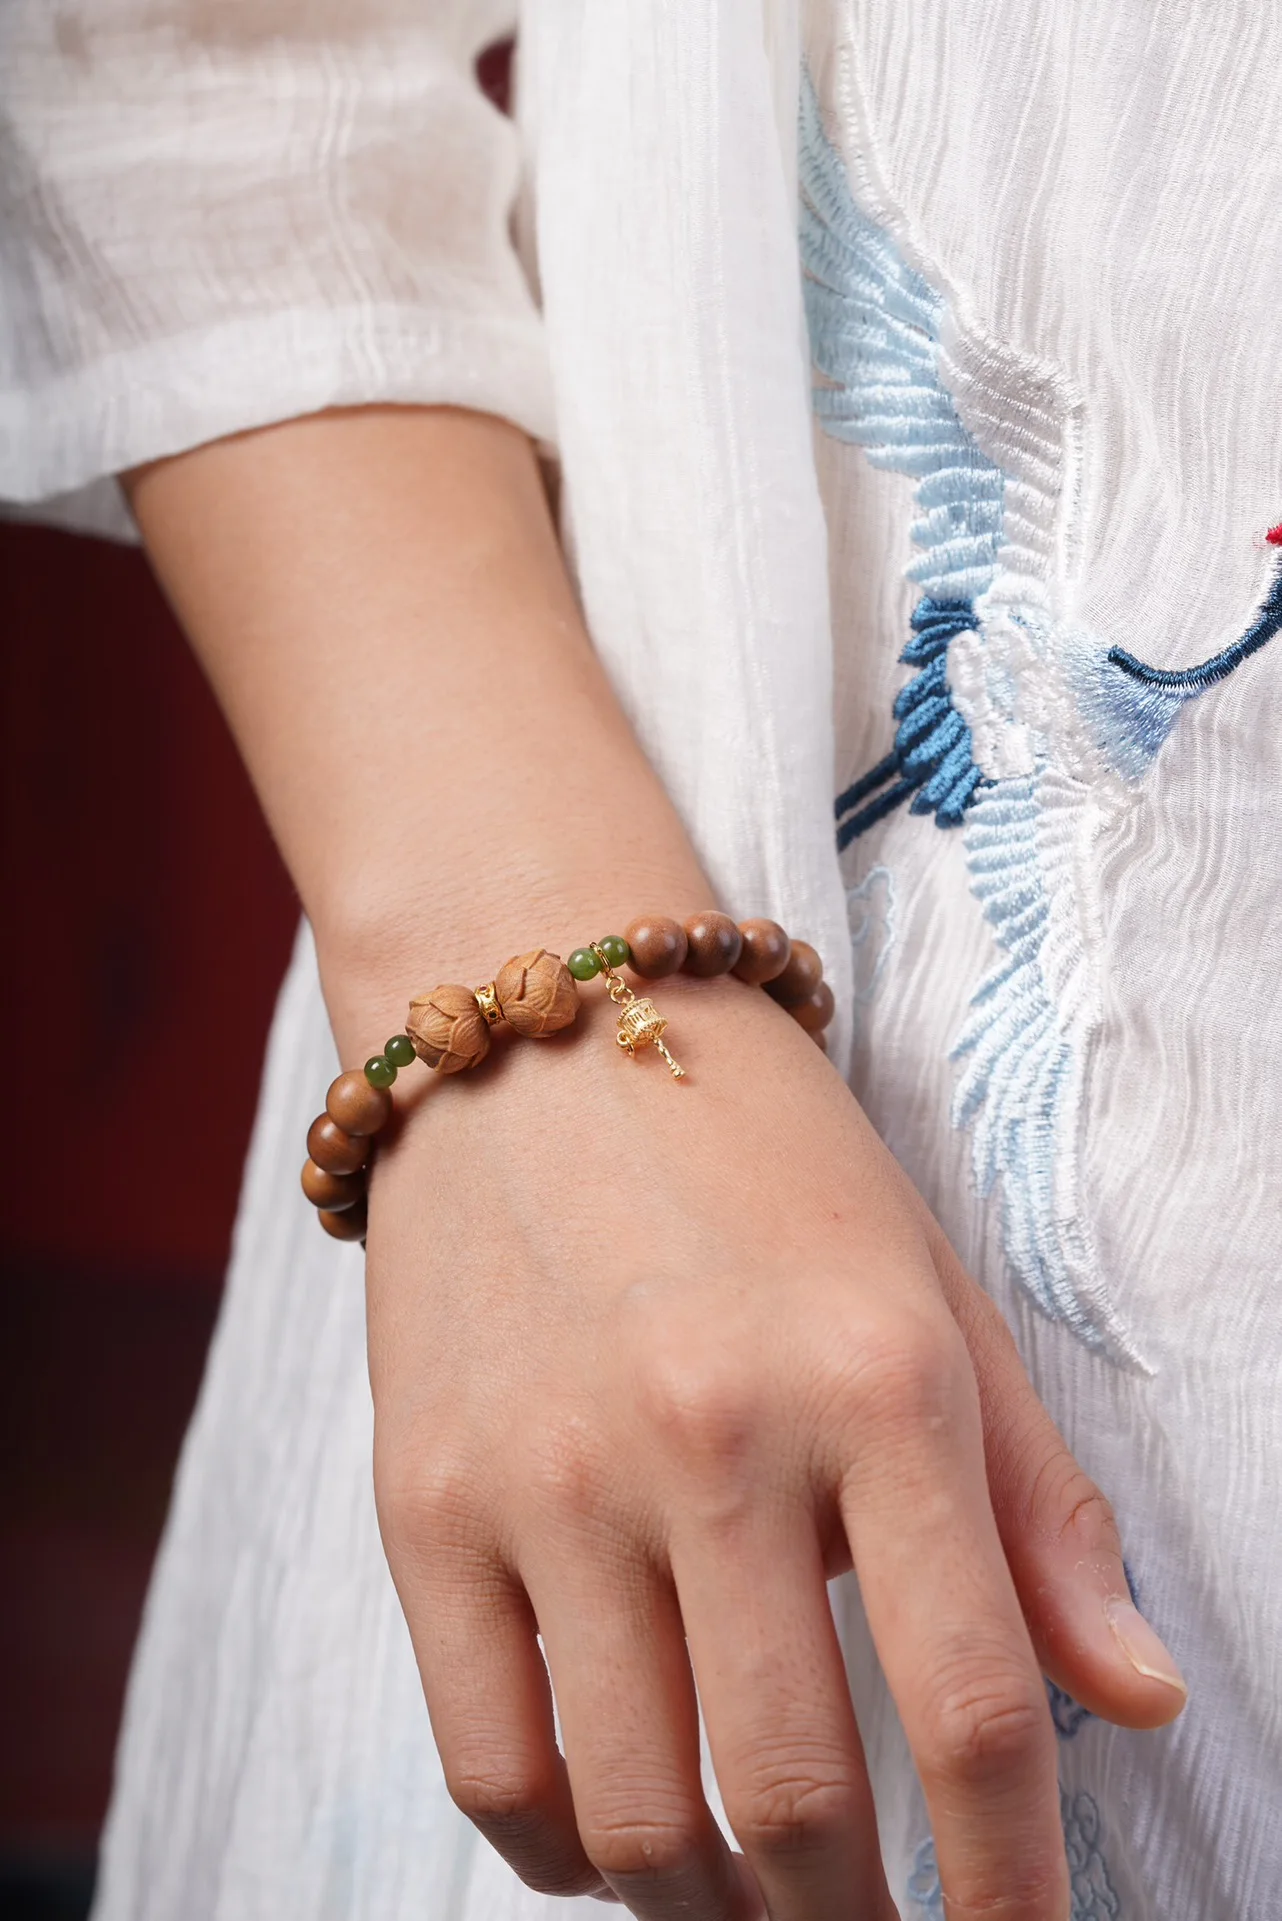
xmin=789 ymin=979 xmax=836 ymax=1033
xmin=731 ymin=918 xmax=791 ymax=985
xmin=406 ymin=983 xmax=492 ymax=1073
xmin=326 ymin=1070 xmax=392 ymax=1137
xmin=300 ymin=1159 xmax=365 ymax=1212
xmin=624 ymin=915 xmax=688 ymax=980
xmin=306 ymin=1113 xmax=368 ymax=1177
xmin=318 ymin=1198 xmax=368 ymax=1242
xmin=494 ymin=948 xmax=579 ymax=1037
xmin=681 ymin=912 xmax=743 ymax=978
xmin=811 ymin=1029 xmax=828 ymax=1053
xmin=765 ymin=939 xmax=823 ymax=1006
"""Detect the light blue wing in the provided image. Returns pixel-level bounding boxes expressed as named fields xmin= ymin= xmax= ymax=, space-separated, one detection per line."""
xmin=801 ymin=75 xmax=993 ymax=840
xmin=801 ymin=72 xmax=1144 ymax=1366
xmin=949 ymin=775 xmax=1143 ymax=1364
xmin=799 ymin=75 xmax=1003 ymax=607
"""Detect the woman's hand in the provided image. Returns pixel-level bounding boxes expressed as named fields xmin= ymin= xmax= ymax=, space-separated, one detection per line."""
xmin=367 ymin=970 xmax=1184 ymax=1921
xmin=127 ymin=405 xmax=1184 ymax=1921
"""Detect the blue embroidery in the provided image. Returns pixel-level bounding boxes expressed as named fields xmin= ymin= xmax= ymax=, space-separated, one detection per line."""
xmin=847 ymin=863 xmax=896 ymax=1012
xmin=800 ymin=77 xmax=994 ymax=843
xmin=908 ymin=1792 xmax=1121 ymax=1919
xmin=1047 ymin=1680 xmax=1093 ymax=1739
xmin=1111 ymin=558 xmax=1282 ymax=687
xmin=906 ymin=1836 xmax=946 ymax=1918
xmin=1064 ymin=1792 xmax=1124 ymax=1919
xmin=803 ymin=69 xmax=1281 ymax=1368
xmin=1074 ymin=556 xmax=1282 ymax=778
xmin=836 ymin=600 xmax=989 ymax=845
xmin=799 ymin=72 xmax=1140 ymax=1361
xmin=948 ymin=771 xmax=1138 ymax=1358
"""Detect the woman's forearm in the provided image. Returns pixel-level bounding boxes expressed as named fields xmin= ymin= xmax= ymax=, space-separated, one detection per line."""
xmin=126 ymin=406 xmax=709 ymax=1055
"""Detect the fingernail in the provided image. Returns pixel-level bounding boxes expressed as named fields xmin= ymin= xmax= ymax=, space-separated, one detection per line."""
xmin=1105 ymin=1598 xmax=1187 ymax=1695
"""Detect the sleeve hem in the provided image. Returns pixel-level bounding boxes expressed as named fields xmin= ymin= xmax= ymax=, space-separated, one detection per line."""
xmin=0 ymin=303 xmax=556 ymax=503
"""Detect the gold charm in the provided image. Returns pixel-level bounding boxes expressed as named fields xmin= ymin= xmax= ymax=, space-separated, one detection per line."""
xmin=589 ymin=943 xmax=686 ymax=1079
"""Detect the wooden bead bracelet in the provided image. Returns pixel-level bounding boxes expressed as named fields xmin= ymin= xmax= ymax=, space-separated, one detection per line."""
xmin=301 ymin=913 xmax=834 ymax=1242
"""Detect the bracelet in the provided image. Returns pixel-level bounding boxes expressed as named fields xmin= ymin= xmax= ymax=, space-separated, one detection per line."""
xmin=301 ymin=912 xmax=834 ymax=1243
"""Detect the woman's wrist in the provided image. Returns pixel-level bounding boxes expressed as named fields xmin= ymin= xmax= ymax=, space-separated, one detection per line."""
xmin=313 ymin=869 xmax=824 ymax=1072
xmin=125 ymin=405 xmax=743 ymax=1073
xmin=304 ymin=912 xmax=836 ymax=1239
xmin=313 ymin=862 xmax=711 ymax=1062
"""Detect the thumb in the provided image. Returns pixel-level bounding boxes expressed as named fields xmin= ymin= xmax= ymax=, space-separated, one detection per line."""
xmin=929 ymin=1230 xmax=1187 ymax=1729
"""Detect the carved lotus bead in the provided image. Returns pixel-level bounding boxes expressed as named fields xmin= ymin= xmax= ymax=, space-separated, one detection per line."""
xmin=405 ymin=983 xmax=491 ymax=1074
xmin=493 ymin=948 xmax=579 ymax=1038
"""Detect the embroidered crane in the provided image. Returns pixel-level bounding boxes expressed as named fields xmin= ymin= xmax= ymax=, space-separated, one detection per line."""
xmin=800 ymin=71 xmax=1281 ymax=1368
xmin=802 ymin=73 xmax=1282 ymax=846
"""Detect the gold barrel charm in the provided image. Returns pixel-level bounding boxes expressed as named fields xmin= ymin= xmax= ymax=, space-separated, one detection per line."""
xmin=591 ymin=944 xmax=686 ymax=1079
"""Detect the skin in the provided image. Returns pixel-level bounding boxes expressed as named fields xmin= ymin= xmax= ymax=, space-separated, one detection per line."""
xmin=127 ymin=405 xmax=1186 ymax=1921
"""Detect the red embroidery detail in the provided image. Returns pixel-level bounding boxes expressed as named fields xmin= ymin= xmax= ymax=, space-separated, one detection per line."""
xmin=1267 ymin=522 xmax=1282 ymax=546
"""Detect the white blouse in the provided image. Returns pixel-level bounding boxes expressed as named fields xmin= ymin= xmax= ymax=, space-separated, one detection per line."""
xmin=0 ymin=1 xmax=552 ymax=522
xmin=3 ymin=4 xmax=1279 ymax=1919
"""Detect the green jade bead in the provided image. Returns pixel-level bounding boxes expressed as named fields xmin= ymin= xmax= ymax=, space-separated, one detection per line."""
xmin=384 ymin=1034 xmax=417 ymax=1068
xmin=567 ymin=947 xmax=601 ymax=981
xmin=597 ymin=934 xmax=631 ymax=969
xmin=364 ymin=1054 xmax=397 ymax=1089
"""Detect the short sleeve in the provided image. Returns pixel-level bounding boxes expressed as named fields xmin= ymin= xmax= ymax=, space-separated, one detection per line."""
xmin=0 ymin=0 xmax=553 ymax=525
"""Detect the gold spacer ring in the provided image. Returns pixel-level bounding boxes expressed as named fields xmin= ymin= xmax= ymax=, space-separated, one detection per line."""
xmin=472 ymin=981 xmax=502 ymax=1026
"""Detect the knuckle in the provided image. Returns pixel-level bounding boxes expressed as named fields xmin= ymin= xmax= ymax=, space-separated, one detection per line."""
xmin=635 ymin=1351 xmax=760 ymax=1476
xmin=447 ymin=1768 xmax=596 ymax=1899
xmin=521 ymin=1414 xmax=608 ymax=1521
xmin=374 ymin=1443 xmax=478 ymax=1555
xmin=725 ymin=1765 xmax=860 ymax=1859
xmin=446 ymin=1765 xmax=546 ymax=1834
xmin=1038 ymin=1459 xmax=1122 ymax=1556
xmin=919 ymin=1662 xmax=1049 ymax=1787
xmin=580 ymin=1815 xmax=706 ymax=1884
xmin=847 ymin=1318 xmax=970 ymax=1440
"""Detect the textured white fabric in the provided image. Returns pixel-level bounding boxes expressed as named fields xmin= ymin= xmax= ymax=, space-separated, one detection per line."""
xmin=806 ymin=9 xmax=1282 ymax=1912
xmin=3 ymin=2 xmax=1279 ymax=1917
xmin=0 ymin=0 xmax=553 ymax=509
xmin=521 ymin=0 xmax=853 ymax=1048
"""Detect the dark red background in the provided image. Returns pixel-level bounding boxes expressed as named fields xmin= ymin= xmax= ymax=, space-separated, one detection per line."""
xmin=0 ymin=519 xmax=297 ymax=1884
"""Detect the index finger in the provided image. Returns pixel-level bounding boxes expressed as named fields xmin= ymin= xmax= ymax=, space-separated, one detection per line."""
xmin=835 ymin=1321 xmax=1068 ymax=1921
